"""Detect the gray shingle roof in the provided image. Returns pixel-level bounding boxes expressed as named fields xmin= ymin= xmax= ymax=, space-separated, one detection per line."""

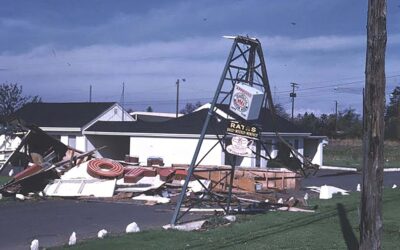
xmin=13 ymin=102 xmax=116 ymax=128
xmin=86 ymin=106 xmax=310 ymax=135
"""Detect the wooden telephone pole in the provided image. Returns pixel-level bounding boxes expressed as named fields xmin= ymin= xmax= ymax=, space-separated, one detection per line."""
xmin=360 ymin=0 xmax=387 ymax=249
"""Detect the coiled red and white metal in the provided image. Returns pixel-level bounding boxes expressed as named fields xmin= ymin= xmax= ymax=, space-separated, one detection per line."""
xmin=87 ymin=158 xmax=124 ymax=178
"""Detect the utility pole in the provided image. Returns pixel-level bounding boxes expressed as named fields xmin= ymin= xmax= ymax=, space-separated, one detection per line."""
xmin=335 ymin=100 xmax=338 ymax=133
xmin=176 ymin=78 xmax=186 ymax=118
xmin=360 ymin=0 xmax=387 ymax=249
xmin=122 ymin=82 xmax=125 ymax=121
xmin=89 ymin=85 xmax=92 ymax=102
xmin=290 ymin=82 xmax=298 ymax=121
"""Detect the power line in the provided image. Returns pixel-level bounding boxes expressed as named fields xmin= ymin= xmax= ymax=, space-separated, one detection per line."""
xmin=275 ymin=74 xmax=400 ymax=94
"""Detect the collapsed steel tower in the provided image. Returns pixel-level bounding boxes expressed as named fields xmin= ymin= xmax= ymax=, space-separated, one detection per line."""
xmin=171 ymin=36 xmax=318 ymax=225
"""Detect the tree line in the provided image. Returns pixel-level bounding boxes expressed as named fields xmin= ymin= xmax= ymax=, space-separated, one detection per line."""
xmin=279 ymin=86 xmax=400 ymax=140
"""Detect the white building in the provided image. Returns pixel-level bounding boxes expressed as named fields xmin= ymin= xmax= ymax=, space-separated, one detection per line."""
xmin=84 ymin=105 xmax=327 ymax=168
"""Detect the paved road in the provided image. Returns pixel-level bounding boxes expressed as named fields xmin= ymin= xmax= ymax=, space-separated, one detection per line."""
xmin=1 ymin=169 xmax=399 ymax=249
xmin=0 ymin=200 xmax=175 ymax=250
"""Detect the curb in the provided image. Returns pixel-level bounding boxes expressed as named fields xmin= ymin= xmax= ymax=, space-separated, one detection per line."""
xmin=321 ymin=166 xmax=400 ymax=172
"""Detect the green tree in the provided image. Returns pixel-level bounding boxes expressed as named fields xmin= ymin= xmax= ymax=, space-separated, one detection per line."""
xmin=274 ymin=103 xmax=290 ymax=119
xmin=180 ymin=101 xmax=202 ymax=114
xmin=385 ymin=86 xmax=400 ymax=139
xmin=336 ymin=108 xmax=362 ymax=138
xmin=0 ymin=83 xmax=41 ymax=117
xmin=294 ymin=108 xmax=361 ymax=138
xmin=146 ymin=106 xmax=153 ymax=112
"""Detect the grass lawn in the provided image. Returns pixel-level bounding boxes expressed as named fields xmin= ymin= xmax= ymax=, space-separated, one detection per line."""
xmin=55 ymin=189 xmax=400 ymax=250
xmin=324 ymin=139 xmax=400 ymax=169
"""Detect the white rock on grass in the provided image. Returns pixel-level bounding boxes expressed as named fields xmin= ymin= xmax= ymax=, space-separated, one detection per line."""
xmin=356 ymin=184 xmax=361 ymax=192
xmin=392 ymin=184 xmax=397 ymax=189
xmin=97 ymin=229 xmax=108 ymax=239
xmin=30 ymin=239 xmax=39 ymax=250
xmin=68 ymin=232 xmax=76 ymax=246
xmin=126 ymin=222 xmax=140 ymax=233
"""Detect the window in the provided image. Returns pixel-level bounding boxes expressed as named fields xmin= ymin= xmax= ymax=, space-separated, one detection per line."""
xmin=68 ymin=136 xmax=76 ymax=148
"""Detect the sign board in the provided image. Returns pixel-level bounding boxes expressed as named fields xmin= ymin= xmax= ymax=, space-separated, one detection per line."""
xmin=226 ymin=120 xmax=259 ymax=140
xmin=229 ymin=83 xmax=264 ymax=120
xmin=226 ymin=136 xmax=254 ymax=157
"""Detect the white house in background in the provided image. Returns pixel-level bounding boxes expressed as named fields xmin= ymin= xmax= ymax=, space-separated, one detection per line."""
xmin=84 ymin=104 xmax=327 ymax=167
xmin=11 ymin=102 xmax=133 ymax=155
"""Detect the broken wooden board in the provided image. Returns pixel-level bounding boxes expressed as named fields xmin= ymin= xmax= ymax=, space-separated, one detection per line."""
xmin=44 ymin=179 xmax=116 ymax=198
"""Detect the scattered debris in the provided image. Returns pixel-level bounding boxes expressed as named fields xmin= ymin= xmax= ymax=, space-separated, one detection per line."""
xmin=44 ymin=179 xmax=116 ymax=198
xmin=187 ymin=179 xmax=211 ymax=193
xmin=0 ymin=124 xmax=317 ymax=229
xmin=15 ymin=193 xmax=25 ymax=200
xmin=307 ymin=185 xmax=349 ymax=200
xmin=163 ymin=220 xmax=207 ymax=231
xmin=132 ymin=194 xmax=170 ymax=204
xmin=277 ymin=207 xmax=315 ymax=213
xmin=126 ymin=222 xmax=140 ymax=233
xmin=224 ymin=215 xmax=236 ymax=222
xmin=87 ymin=159 xmax=124 ymax=178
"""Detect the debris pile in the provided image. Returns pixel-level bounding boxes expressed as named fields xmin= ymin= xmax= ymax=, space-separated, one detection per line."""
xmin=0 ymin=126 xmax=313 ymax=217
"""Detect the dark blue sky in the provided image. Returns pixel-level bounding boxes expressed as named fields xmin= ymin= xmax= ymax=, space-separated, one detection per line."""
xmin=0 ymin=0 xmax=399 ymax=114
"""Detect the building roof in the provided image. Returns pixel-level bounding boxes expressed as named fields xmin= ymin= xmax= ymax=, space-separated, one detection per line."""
xmin=130 ymin=111 xmax=183 ymax=123
xmin=12 ymin=102 xmax=116 ymax=128
xmin=86 ymin=109 xmax=225 ymax=135
xmin=86 ymin=105 xmax=310 ymax=135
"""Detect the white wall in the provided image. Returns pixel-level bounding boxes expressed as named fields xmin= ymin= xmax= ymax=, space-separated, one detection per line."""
xmin=60 ymin=136 xmax=68 ymax=145
xmin=303 ymin=138 xmax=324 ymax=166
xmin=130 ymin=137 xmax=223 ymax=166
xmin=59 ymin=135 xmax=86 ymax=151
xmin=84 ymin=104 xmax=134 ymax=129
xmin=76 ymin=136 xmax=86 ymax=152
xmin=312 ymin=139 xmax=324 ymax=166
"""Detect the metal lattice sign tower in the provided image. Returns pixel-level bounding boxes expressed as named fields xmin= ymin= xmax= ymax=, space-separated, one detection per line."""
xmin=171 ymin=36 xmax=315 ymax=225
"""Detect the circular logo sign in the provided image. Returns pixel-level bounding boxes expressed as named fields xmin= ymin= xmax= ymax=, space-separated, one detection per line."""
xmin=233 ymin=92 xmax=249 ymax=112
